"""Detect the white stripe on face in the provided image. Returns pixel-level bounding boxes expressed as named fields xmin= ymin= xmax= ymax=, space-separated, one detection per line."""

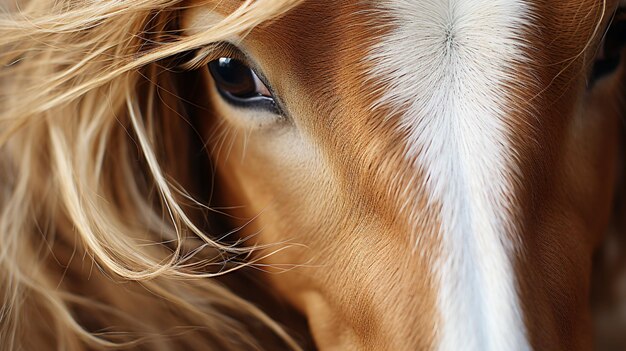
xmin=369 ymin=1 xmax=532 ymax=350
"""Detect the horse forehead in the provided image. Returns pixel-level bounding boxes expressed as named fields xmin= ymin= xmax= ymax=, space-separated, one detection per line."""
xmin=265 ymin=0 xmax=601 ymax=189
xmin=263 ymin=0 xmax=597 ymax=95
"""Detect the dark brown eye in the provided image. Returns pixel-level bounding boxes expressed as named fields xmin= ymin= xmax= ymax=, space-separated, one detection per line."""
xmin=208 ymin=57 xmax=278 ymax=112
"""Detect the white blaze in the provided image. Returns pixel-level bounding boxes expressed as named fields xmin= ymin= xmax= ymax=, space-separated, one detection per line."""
xmin=370 ymin=1 xmax=531 ymax=350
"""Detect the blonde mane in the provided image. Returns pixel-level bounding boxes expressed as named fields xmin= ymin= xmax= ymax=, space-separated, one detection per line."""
xmin=0 ymin=0 xmax=304 ymax=349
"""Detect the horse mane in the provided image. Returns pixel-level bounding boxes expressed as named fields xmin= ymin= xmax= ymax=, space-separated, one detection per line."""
xmin=0 ymin=1 xmax=304 ymax=350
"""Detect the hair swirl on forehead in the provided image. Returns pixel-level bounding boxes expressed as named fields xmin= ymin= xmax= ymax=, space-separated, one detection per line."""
xmin=0 ymin=0 xmax=303 ymax=350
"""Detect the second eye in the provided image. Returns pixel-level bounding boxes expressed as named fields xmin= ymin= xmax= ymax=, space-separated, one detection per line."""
xmin=208 ymin=58 xmax=278 ymax=113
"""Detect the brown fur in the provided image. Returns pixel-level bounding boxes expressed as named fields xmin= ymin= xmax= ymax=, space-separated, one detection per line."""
xmin=182 ymin=0 xmax=626 ymax=349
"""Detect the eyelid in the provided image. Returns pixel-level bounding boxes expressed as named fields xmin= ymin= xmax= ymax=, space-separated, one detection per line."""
xmin=181 ymin=42 xmax=246 ymax=70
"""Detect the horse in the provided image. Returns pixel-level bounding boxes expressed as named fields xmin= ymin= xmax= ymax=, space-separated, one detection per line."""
xmin=1 ymin=0 xmax=625 ymax=350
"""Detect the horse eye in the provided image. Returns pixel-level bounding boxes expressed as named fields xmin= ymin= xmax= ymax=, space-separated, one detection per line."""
xmin=208 ymin=57 xmax=277 ymax=112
